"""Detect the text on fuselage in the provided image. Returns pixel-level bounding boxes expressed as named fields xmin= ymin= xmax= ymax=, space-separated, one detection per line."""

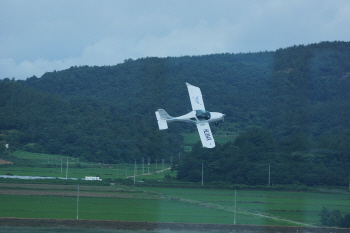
xmin=203 ymin=129 xmax=212 ymax=141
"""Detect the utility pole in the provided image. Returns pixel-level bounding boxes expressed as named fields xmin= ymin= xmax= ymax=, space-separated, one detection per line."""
xmin=66 ymin=157 xmax=68 ymax=180
xmin=202 ymin=162 xmax=204 ymax=186
xmin=156 ymin=159 xmax=158 ymax=172
xmin=268 ymin=164 xmax=271 ymax=186
xmin=61 ymin=156 xmax=62 ymax=173
xmin=148 ymin=158 xmax=150 ymax=174
xmin=76 ymin=184 xmax=79 ymax=220
xmin=142 ymin=157 xmax=144 ymax=174
xmin=234 ymin=189 xmax=236 ymax=224
xmin=134 ymin=160 xmax=136 ymax=185
xmin=117 ymin=166 xmax=118 ymax=179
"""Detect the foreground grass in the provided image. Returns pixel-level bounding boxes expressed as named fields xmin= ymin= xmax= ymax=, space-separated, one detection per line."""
xmin=0 ymin=183 xmax=331 ymax=226
xmin=0 ymin=226 xmax=189 ymax=233
xmin=0 ymin=194 xmax=240 ymax=224
xmin=0 ymin=226 xmax=263 ymax=233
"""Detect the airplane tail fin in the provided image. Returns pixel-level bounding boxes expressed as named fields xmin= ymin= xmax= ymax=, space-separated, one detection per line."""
xmin=157 ymin=109 xmax=173 ymax=120
xmin=155 ymin=109 xmax=171 ymax=130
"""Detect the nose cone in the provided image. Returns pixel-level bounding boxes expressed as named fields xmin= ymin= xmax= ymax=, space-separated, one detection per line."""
xmin=210 ymin=112 xmax=225 ymax=120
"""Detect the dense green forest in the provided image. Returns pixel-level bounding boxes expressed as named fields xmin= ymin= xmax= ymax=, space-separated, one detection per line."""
xmin=1 ymin=41 xmax=350 ymax=186
xmin=177 ymin=127 xmax=350 ymax=186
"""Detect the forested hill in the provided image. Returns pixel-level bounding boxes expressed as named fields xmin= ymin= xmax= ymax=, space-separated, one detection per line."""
xmin=1 ymin=41 xmax=350 ymax=165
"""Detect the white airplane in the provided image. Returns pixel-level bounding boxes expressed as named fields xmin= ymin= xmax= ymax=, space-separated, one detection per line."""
xmin=155 ymin=82 xmax=225 ymax=148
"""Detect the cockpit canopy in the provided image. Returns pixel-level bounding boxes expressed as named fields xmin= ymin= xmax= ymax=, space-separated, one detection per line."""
xmin=195 ymin=110 xmax=211 ymax=120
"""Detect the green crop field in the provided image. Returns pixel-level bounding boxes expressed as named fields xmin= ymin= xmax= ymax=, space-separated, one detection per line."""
xmin=2 ymin=182 xmax=349 ymax=227
xmin=0 ymin=184 xmax=303 ymax=226
xmin=1 ymin=150 xmax=350 ymax=230
xmin=0 ymin=194 xmax=236 ymax=224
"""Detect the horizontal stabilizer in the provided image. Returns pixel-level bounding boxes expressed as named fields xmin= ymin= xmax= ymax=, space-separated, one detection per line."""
xmin=155 ymin=111 xmax=168 ymax=130
xmin=157 ymin=109 xmax=173 ymax=120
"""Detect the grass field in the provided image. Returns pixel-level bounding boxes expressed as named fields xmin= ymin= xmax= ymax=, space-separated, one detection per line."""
xmin=0 ymin=194 xmax=236 ymax=224
xmin=1 ymin=182 xmax=349 ymax=227
xmin=1 ymin=151 xmax=350 ymax=229
xmin=0 ymin=183 xmax=230 ymax=224
xmin=0 ymin=183 xmax=303 ymax=226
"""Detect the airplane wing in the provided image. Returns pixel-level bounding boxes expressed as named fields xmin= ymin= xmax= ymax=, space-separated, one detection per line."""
xmin=186 ymin=82 xmax=205 ymax=110
xmin=196 ymin=122 xmax=215 ymax=148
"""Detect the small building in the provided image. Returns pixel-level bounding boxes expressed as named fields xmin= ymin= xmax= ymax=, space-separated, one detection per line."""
xmin=85 ymin=176 xmax=102 ymax=181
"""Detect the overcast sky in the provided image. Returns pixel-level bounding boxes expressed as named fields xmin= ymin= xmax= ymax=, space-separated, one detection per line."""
xmin=1 ymin=0 xmax=350 ymax=80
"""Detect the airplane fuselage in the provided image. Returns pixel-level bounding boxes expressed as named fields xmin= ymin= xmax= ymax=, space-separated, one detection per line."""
xmin=167 ymin=110 xmax=225 ymax=125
